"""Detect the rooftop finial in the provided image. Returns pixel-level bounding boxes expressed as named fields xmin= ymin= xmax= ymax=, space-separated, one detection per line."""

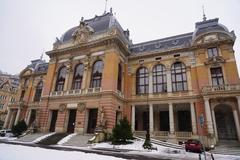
xmin=104 ymin=0 xmax=108 ymax=14
xmin=202 ymin=5 xmax=207 ymax=21
xmin=81 ymin=17 xmax=84 ymax=22
xmin=110 ymin=7 xmax=112 ymax=14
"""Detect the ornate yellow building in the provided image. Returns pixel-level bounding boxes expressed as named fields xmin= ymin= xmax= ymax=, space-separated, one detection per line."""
xmin=0 ymin=73 xmax=18 ymax=128
xmin=4 ymin=11 xmax=240 ymax=146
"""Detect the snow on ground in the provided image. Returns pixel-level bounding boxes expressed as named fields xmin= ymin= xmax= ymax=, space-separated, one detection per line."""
xmin=0 ymin=143 xmax=126 ymax=160
xmin=32 ymin=132 xmax=56 ymax=143
xmin=0 ymin=136 xmax=17 ymax=141
xmin=91 ymin=139 xmax=240 ymax=160
xmin=57 ymin=133 xmax=77 ymax=145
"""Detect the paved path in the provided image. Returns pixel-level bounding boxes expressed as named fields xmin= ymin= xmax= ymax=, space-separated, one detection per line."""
xmin=212 ymin=140 xmax=240 ymax=156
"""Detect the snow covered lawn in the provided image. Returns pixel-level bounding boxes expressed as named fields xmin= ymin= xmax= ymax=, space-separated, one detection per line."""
xmin=91 ymin=139 xmax=240 ymax=160
xmin=0 ymin=143 xmax=125 ymax=160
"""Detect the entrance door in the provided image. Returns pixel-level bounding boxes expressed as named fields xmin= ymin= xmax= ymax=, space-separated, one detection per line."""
xmin=29 ymin=110 xmax=36 ymax=126
xmin=67 ymin=109 xmax=77 ymax=133
xmin=215 ymin=108 xmax=237 ymax=140
xmin=49 ymin=110 xmax=58 ymax=132
xmin=143 ymin=111 xmax=149 ymax=131
xmin=87 ymin=109 xmax=98 ymax=133
xmin=177 ymin=111 xmax=191 ymax=131
xmin=160 ymin=111 xmax=169 ymax=131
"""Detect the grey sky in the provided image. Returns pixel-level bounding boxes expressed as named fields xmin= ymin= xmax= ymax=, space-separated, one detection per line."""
xmin=0 ymin=0 xmax=240 ymax=75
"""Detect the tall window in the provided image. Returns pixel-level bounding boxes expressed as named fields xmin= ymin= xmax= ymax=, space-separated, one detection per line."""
xmin=208 ymin=47 xmax=218 ymax=58
xmin=90 ymin=61 xmax=103 ymax=88
xmin=171 ymin=62 xmax=187 ymax=92
xmin=210 ymin=67 xmax=224 ymax=86
xmin=136 ymin=67 xmax=149 ymax=94
xmin=24 ymin=78 xmax=29 ymax=88
xmin=117 ymin=63 xmax=122 ymax=91
xmin=55 ymin=66 xmax=67 ymax=91
xmin=72 ymin=64 xmax=84 ymax=90
xmin=153 ymin=64 xmax=167 ymax=93
xmin=34 ymin=81 xmax=43 ymax=102
xmin=20 ymin=90 xmax=25 ymax=101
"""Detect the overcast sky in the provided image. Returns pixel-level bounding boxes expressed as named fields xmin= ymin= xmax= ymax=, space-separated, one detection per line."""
xmin=0 ymin=0 xmax=240 ymax=75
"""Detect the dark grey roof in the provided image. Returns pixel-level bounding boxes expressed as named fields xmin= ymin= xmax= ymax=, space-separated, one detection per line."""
xmin=35 ymin=63 xmax=48 ymax=74
xmin=25 ymin=59 xmax=48 ymax=74
xmin=130 ymin=32 xmax=193 ymax=54
xmin=60 ymin=12 xmax=130 ymax=43
xmin=193 ymin=18 xmax=229 ymax=39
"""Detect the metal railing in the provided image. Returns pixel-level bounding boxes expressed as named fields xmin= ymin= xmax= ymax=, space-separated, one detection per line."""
xmin=175 ymin=131 xmax=192 ymax=138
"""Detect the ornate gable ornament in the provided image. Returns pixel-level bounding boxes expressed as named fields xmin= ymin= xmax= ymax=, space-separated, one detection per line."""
xmin=204 ymin=56 xmax=225 ymax=67
xmin=72 ymin=18 xmax=94 ymax=45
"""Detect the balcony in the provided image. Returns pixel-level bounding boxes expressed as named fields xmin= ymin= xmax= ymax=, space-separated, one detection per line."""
xmin=202 ymin=84 xmax=240 ymax=94
xmin=50 ymin=87 xmax=102 ymax=97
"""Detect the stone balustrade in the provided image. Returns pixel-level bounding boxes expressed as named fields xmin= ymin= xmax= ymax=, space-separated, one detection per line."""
xmin=202 ymin=84 xmax=240 ymax=93
xmin=50 ymin=87 xmax=102 ymax=97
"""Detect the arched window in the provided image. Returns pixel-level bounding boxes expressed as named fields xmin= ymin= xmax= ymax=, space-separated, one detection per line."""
xmin=34 ymin=81 xmax=43 ymax=101
xmin=171 ymin=62 xmax=187 ymax=92
xmin=153 ymin=64 xmax=167 ymax=93
xmin=136 ymin=67 xmax=149 ymax=94
xmin=24 ymin=78 xmax=29 ymax=88
xmin=90 ymin=61 xmax=103 ymax=88
xmin=72 ymin=64 xmax=84 ymax=90
xmin=55 ymin=66 xmax=67 ymax=91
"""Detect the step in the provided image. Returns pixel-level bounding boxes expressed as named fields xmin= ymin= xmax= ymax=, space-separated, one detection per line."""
xmin=37 ymin=133 xmax=69 ymax=145
xmin=14 ymin=133 xmax=49 ymax=143
xmin=62 ymin=134 xmax=93 ymax=147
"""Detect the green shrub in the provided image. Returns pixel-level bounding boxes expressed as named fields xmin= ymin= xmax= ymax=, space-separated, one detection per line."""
xmin=12 ymin=119 xmax=27 ymax=136
xmin=111 ymin=117 xmax=133 ymax=144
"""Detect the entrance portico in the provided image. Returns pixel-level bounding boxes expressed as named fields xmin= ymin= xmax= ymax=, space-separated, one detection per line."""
xmin=132 ymin=102 xmax=197 ymax=141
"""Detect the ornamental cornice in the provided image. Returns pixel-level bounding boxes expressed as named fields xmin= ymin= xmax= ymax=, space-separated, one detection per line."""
xmin=46 ymin=36 xmax=130 ymax=58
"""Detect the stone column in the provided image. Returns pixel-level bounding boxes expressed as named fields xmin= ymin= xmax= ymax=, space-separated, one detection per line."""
xmin=149 ymin=72 xmax=153 ymax=94
xmin=64 ymin=69 xmax=71 ymax=91
xmin=236 ymin=96 xmax=240 ymax=115
xmin=190 ymin=102 xmax=197 ymax=135
xmin=169 ymin=103 xmax=175 ymax=134
xmin=131 ymin=105 xmax=135 ymax=132
xmin=26 ymin=109 xmax=32 ymax=125
xmin=149 ymin=104 xmax=154 ymax=133
xmin=82 ymin=66 xmax=88 ymax=90
xmin=186 ymin=67 xmax=192 ymax=91
xmin=14 ymin=108 xmax=21 ymax=125
xmin=3 ymin=108 xmax=11 ymax=128
xmin=166 ymin=70 xmax=172 ymax=93
xmin=204 ymin=98 xmax=214 ymax=134
xmin=211 ymin=109 xmax=218 ymax=141
xmin=233 ymin=110 xmax=240 ymax=141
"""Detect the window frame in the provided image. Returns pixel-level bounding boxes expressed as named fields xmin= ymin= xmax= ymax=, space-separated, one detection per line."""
xmin=207 ymin=47 xmax=219 ymax=58
xmin=171 ymin=62 xmax=187 ymax=92
xmin=136 ymin=67 xmax=149 ymax=94
xmin=72 ymin=63 xmax=84 ymax=90
xmin=55 ymin=66 xmax=67 ymax=91
xmin=210 ymin=67 xmax=224 ymax=86
xmin=90 ymin=60 xmax=104 ymax=88
xmin=152 ymin=64 xmax=167 ymax=93
xmin=34 ymin=81 xmax=43 ymax=102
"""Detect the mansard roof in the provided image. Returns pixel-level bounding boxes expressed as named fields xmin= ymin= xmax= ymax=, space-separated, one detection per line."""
xmin=24 ymin=59 xmax=48 ymax=75
xmin=130 ymin=32 xmax=193 ymax=55
xmin=60 ymin=12 xmax=130 ymax=43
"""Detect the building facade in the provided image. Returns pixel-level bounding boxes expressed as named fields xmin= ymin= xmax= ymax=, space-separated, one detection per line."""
xmin=4 ymin=11 xmax=240 ymax=146
xmin=0 ymin=73 xmax=19 ymax=128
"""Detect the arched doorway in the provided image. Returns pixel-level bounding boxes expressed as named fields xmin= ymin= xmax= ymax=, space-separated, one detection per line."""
xmin=215 ymin=105 xmax=237 ymax=140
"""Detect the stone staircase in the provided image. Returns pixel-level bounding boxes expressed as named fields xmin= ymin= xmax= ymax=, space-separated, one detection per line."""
xmin=62 ymin=134 xmax=94 ymax=147
xmin=14 ymin=133 xmax=49 ymax=143
xmin=37 ymin=133 xmax=69 ymax=145
xmin=212 ymin=140 xmax=240 ymax=156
